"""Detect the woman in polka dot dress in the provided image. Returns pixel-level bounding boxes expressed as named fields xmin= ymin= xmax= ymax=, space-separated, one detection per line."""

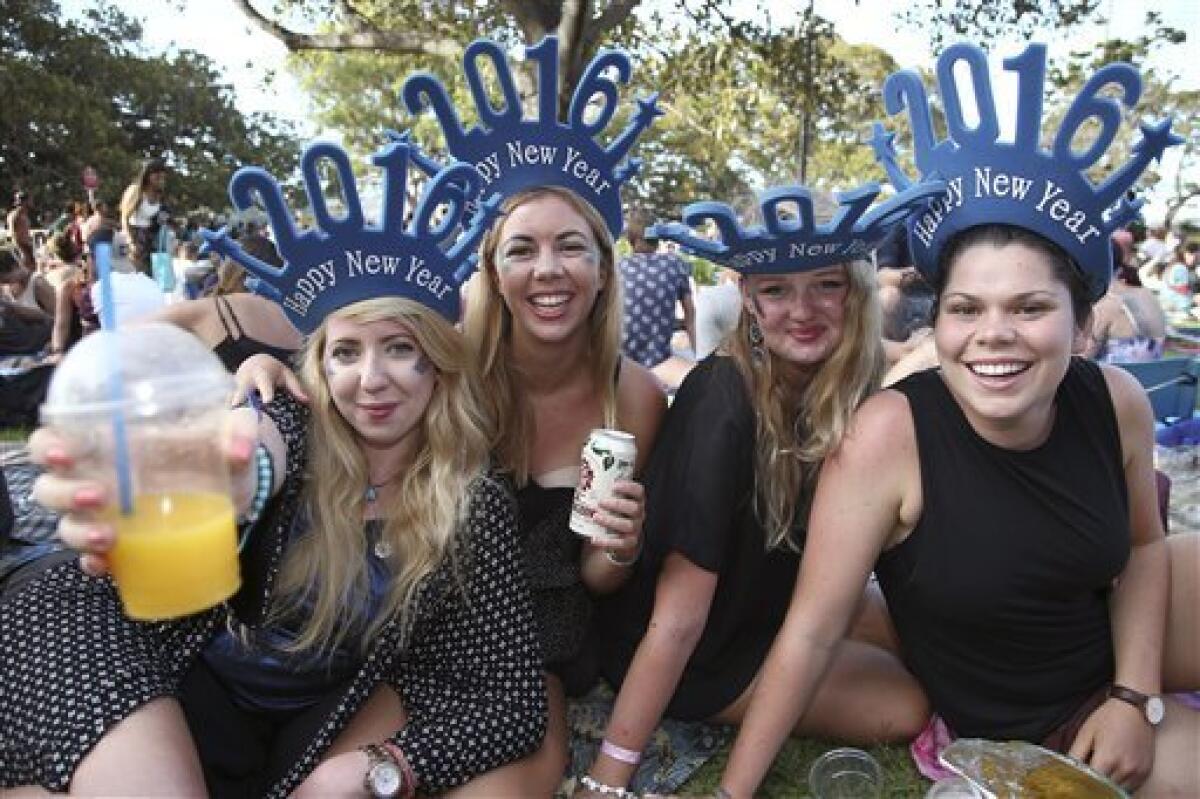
xmin=1 ymin=296 xmax=547 ymax=797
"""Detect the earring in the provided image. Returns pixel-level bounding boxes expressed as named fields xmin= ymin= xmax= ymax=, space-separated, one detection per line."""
xmin=748 ymin=317 xmax=765 ymax=363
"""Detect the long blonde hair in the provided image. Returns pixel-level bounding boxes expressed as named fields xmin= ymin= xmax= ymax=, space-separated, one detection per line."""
xmin=119 ymin=158 xmax=166 ymax=229
xmin=271 ymin=297 xmax=494 ymax=655
xmin=723 ymin=259 xmax=884 ymax=551
xmin=462 ymin=186 xmax=622 ymax=485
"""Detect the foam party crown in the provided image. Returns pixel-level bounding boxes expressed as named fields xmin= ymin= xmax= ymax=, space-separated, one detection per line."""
xmin=869 ymin=42 xmax=1182 ymax=300
xmin=201 ymin=134 xmax=501 ymax=333
xmin=647 ymin=179 xmax=947 ymax=276
xmin=401 ymin=35 xmax=662 ymax=236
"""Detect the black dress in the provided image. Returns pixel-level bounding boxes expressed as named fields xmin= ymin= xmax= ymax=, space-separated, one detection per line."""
xmin=597 ymin=356 xmax=803 ymax=720
xmin=878 ymin=359 xmax=1129 ymax=741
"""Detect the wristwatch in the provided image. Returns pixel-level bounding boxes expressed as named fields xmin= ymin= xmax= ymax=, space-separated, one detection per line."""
xmin=1108 ymin=684 xmax=1165 ymax=726
xmin=361 ymin=743 xmax=403 ymax=798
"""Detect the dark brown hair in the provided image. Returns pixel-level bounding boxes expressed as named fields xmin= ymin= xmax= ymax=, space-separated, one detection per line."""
xmin=933 ymin=224 xmax=1093 ymax=326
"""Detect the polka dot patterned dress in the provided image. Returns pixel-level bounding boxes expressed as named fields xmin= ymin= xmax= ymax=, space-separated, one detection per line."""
xmin=0 ymin=395 xmax=547 ymax=795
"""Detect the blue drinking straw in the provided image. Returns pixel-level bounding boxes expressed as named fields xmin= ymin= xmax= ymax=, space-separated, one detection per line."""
xmin=92 ymin=242 xmax=134 ymax=515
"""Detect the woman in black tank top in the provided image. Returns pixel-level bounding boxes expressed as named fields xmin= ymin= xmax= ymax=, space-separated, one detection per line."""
xmin=717 ymin=43 xmax=1198 ymax=799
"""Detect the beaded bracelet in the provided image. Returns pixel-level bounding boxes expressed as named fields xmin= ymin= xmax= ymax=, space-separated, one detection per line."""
xmin=380 ymin=741 xmax=417 ymax=799
xmin=238 ymin=443 xmax=273 ymax=541
xmin=578 ymin=774 xmax=637 ymax=798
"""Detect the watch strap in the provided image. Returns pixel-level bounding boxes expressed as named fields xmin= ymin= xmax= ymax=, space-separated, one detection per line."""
xmin=1108 ymin=684 xmax=1149 ymax=708
xmin=1109 ymin=684 xmax=1163 ymax=725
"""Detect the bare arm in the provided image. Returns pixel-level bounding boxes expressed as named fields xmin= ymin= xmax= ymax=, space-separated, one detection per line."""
xmin=1067 ymin=366 xmax=1168 ymax=788
xmin=48 ymin=279 xmax=76 ymax=354
xmin=586 ymin=553 xmax=718 ymax=789
xmin=142 ymin=298 xmax=208 ymax=338
xmin=720 ymin=391 xmax=919 ymax=798
xmin=33 ymin=275 xmax=57 ymax=317
xmin=681 ymin=293 xmax=697 ymax=355
xmin=581 ymin=360 xmax=666 ymax=593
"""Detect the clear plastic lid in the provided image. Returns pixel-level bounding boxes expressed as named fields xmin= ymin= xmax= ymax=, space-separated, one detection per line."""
xmin=41 ymin=322 xmax=233 ymax=422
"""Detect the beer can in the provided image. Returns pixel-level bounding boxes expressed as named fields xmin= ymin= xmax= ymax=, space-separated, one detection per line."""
xmin=570 ymin=429 xmax=637 ymax=540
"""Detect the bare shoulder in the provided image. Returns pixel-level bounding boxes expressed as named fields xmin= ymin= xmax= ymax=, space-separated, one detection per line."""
xmin=1097 ymin=362 xmax=1156 ymax=458
xmin=616 ymin=359 xmax=667 ymax=465
xmin=839 ymin=389 xmax=917 ymax=465
xmin=817 ymin=389 xmax=923 ymax=547
xmin=1098 ymin=362 xmax=1154 ymax=423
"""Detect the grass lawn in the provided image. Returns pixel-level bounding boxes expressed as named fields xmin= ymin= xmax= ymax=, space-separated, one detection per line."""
xmin=0 ymin=427 xmax=30 ymax=444
xmin=681 ymin=738 xmax=928 ymax=797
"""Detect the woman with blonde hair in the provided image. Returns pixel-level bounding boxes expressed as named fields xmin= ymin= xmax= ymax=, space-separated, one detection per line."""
xmin=2 ymin=144 xmax=548 ymax=797
xmin=239 ymin=35 xmax=668 ymax=795
xmin=119 ymin=157 xmax=168 ymax=275
xmin=239 ymin=182 xmax=665 ymax=794
xmin=577 ymin=183 xmax=939 ymax=798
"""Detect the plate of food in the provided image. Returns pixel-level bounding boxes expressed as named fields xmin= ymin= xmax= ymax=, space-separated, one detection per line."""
xmin=939 ymin=739 xmax=1128 ymax=798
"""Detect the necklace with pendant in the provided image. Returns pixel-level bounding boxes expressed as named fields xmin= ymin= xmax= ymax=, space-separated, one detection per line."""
xmin=365 ymin=518 xmax=392 ymax=559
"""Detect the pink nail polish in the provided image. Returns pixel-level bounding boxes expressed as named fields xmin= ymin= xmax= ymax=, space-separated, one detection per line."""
xmin=74 ymin=487 xmax=103 ymax=507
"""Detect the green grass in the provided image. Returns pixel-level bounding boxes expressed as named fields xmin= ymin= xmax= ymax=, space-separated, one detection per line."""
xmin=680 ymin=739 xmax=928 ymax=798
xmin=0 ymin=427 xmax=30 ymax=443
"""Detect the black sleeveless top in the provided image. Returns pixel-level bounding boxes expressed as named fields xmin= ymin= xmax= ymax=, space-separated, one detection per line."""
xmin=212 ymin=295 xmax=297 ymax=373
xmin=878 ymin=358 xmax=1130 ymax=741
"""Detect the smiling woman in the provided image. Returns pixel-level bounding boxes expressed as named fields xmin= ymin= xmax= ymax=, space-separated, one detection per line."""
xmin=716 ymin=43 xmax=1199 ymax=799
xmin=2 ymin=141 xmax=549 ymax=798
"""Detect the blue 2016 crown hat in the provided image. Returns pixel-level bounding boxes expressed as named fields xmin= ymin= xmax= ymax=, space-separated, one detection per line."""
xmin=402 ymin=35 xmax=662 ymax=237
xmin=647 ymin=179 xmax=947 ymax=277
xmin=870 ymin=42 xmax=1182 ymax=301
xmin=200 ymin=134 xmax=501 ymax=334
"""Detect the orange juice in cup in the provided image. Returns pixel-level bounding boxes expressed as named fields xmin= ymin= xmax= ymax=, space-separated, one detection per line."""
xmin=106 ymin=492 xmax=239 ymax=620
xmin=42 ymin=322 xmax=243 ymax=621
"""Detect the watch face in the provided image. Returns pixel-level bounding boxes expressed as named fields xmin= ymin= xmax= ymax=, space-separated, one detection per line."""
xmin=369 ymin=762 xmax=402 ymax=797
xmin=1146 ymin=696 xmax=1165 ymax=725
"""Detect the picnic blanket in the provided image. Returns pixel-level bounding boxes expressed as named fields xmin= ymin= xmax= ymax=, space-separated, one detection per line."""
xmin=561 ymin=682 xmax=731 ymax=797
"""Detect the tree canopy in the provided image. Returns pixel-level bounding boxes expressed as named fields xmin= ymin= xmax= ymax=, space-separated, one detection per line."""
xmin=1 ymin=0 xmax=299 ymax=222
xmin=231 ymin=0 xmax=1195 ymax=223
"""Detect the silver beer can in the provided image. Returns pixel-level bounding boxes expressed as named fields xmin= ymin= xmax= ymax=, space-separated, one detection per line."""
xmin=570 ymin=429 xmax=637 ymax=540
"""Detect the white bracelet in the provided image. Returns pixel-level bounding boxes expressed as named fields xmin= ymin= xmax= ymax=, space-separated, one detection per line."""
xmin=579 ymin=774 xmax=637 ymax=798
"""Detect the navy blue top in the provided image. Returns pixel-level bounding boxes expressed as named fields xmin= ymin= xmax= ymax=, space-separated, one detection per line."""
xmin=202 ymin=518 xmax=392 ymax=713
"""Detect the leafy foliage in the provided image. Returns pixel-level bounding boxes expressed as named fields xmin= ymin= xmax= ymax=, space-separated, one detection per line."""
xmin=1 ymin=0 xmax=299 ymax=220
xmin=896 ymin=0 xmax=1103 ymax=51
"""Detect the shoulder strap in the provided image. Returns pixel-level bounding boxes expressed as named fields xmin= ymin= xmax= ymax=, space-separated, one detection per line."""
xmin=214 ymin=294 xmax=244 ymax=338
xmin=1116 ymin=293 xmax=1143 ymax=337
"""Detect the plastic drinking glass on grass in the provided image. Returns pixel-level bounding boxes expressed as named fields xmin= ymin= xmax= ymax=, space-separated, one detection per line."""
xmin=41 ymin=322 xmax=240 ymax=620
xmin=808 ymin=747 xmax=884 ymax=799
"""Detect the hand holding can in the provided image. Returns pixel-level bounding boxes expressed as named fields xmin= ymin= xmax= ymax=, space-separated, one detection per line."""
xmin=570 ymin=429 xmax=638 ymax=543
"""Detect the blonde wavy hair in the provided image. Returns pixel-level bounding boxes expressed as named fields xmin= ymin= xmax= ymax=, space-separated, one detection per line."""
xmin=270 ymin=296 xmax=494 ymax=655
xmin=723 ymin=259 xmax=884 ymax=552
xmin=463 ymin=186 xmax=622 ymax=485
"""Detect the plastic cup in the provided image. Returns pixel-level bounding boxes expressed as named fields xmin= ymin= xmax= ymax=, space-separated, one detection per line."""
xmin=808 ymin=747 xmax=884 ymax=799
xmin=925 ymin=776 xmax=984 ymax=798
xmin=41 ymin=322 xmax=239 ymax=620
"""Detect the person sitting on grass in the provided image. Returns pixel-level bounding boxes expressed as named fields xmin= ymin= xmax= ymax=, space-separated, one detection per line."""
xmin=714 ymin=43 xmax=1199 ymax=799
xmin=1 ymin=140 xmax=548 ymax=798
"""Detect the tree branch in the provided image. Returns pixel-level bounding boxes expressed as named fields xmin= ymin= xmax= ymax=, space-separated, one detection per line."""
xmin=333 ymin=0 xmax=376 ymax=34
xmin=230 ymin=0 xmax=462 ymax=57
xmin=591 ymin=0 xmax=642 ymax=40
